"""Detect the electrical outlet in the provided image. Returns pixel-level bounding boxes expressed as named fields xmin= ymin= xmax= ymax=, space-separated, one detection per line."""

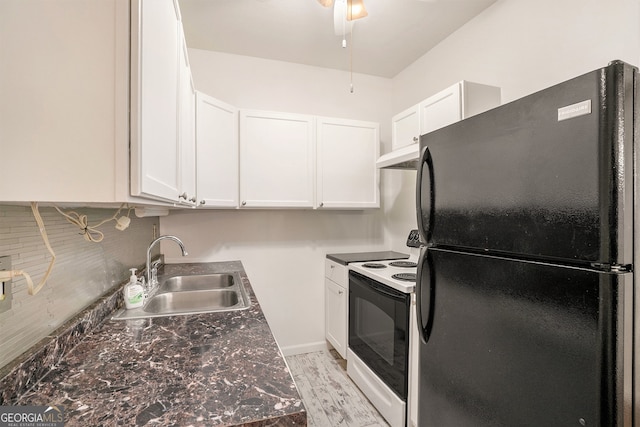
xmin=0 ymin=256 xmax=12 ymax=314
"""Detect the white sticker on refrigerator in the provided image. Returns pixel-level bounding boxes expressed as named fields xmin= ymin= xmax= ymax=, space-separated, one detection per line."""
xmin=557 ymin=99 xmax=592 ymax=121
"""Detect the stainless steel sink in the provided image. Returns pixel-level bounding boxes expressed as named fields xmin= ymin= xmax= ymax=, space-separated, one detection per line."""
xmin=144 ymin=289 xmax=239 ymax=314
xmin=112 ymin=271 xmax=251 ymax=320
xmin=159 ymin=273 xmax=234 ymax=292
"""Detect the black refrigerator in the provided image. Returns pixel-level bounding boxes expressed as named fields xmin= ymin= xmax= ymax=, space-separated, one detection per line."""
xmin=415 ymin=60 xmax=637 ymax=427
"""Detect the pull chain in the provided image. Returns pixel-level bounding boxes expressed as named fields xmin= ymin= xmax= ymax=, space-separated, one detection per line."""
xmin=349 ymin=24 xmax=354 ymax=93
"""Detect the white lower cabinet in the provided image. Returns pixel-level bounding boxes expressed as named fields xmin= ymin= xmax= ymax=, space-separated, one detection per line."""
xmin=316 ymin=117 xmax=379 ymax=209
xmin=240 ymin=110 xmax=315 ymax=208
xmin=325 ymin=259 xmax=348 ymax=358
xmin=195 ymin=92 xmax=239 ymax=208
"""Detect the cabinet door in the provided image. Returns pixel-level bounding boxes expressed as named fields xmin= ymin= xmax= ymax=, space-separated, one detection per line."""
xmin=392 ymin=104 xmax=421 ymax=150
xmin=419 ymin=82 xmax=462 ymax=135
xmin=178 ymin=28 xmax=197 ymax=206
xmin=316 ymin=117 xmax=379 ymax=209
xmin=325 ymin=259 xmax=347 ymax=287
xmin=239 ymin=110 xmax=315 ymax=208
xmin=325 ymin=278 xmax=347 ymax=359
xmin=196 ymin=92 xmax=239 ymax=208
xmin=130 ymin=0 xmax=181 ymax=202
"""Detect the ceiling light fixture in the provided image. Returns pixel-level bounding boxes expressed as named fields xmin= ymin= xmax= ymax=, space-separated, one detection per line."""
xmin=319 ymin=0 xmax=368 ymax=21
xmin=346 ymin=0 xmax=368 ymax=21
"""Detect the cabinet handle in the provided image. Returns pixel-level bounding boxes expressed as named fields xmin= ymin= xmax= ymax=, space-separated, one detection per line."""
xmin=413 ymin=136 xmax=419 ymax=142
xmin=190 ymin=196 xmax=197 ymax=203
xmin=242 ymin=201 xmax=247 ymax=206
xmin=338 ymin=290 xmax=344 ymax=295
xmin=179 ymin=192 xmax=188 ymax=199
xmin=320 ymin=202 xmax=324 ymax=207
xmin=199 ymin=200 xmax=206 ymax=205
xmin=330 ymin=265 xmax=334 ymax=269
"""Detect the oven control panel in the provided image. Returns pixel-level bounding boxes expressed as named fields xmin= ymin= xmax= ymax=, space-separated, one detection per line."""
xmin=406 ymin=229 xmax=422 ymax=248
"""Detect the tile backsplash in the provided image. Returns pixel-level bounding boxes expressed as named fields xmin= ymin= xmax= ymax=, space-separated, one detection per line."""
xmin=0 ymin=204 xmax=158 ymax=369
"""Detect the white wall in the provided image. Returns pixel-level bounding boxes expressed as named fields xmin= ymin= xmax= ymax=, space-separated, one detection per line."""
xmin=161 ymin=209 xmax=386 ymax=354
xmin=161 ymin=50 xmax=394 ymax=354
xmin=393 ymin=0 xmax=640 ymax=111
xmin=188 ymin=50 xmax=392 ymax=125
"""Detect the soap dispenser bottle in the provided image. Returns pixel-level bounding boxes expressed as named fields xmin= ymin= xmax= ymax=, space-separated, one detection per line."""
xmin=124 ymin=268 xmax=145 ymax=309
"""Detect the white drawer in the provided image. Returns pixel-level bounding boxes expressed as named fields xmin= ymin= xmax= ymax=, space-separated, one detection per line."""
xmin=325 ymin=259 xmax=348 ymax=287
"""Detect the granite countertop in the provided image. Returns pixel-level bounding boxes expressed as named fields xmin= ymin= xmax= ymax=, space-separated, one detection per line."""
xmin=8 ymin=261 xmax=306 ymax=426
xmin=326 ymin=251 xmax=409 ymax=265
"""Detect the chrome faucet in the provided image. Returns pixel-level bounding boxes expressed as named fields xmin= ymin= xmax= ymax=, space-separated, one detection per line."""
xmin=146 ymin=235 xmax=188 ymax=289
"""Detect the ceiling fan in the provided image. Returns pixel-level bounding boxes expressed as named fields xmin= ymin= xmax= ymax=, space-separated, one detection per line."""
xmin=318 ymin=0 xmax=368 ymax=93
xmin=317 ymin=0 xmax=368 ymax=21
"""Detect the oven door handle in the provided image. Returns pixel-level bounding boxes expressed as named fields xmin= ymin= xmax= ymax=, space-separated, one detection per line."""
xmin=416 ymin=247 xmax=434 ymax=344
xmin=366 ymin=278 xmax=406 ymax=301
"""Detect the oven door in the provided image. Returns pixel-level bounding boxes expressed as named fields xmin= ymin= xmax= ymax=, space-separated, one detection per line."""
xmin=349 ymin=270 xmax=410 ymax=399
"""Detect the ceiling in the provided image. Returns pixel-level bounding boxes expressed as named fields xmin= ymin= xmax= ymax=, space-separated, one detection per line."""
xmin=178 ymin=0 xmax=498 ymax=78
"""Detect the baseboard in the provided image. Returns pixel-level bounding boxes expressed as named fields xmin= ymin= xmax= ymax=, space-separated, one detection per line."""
xmin=279 ymin=341 xmax=330 ymax=357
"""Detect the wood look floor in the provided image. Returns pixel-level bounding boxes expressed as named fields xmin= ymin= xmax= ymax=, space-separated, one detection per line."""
xmin=286 ymin=349 xmax=390 ymax=427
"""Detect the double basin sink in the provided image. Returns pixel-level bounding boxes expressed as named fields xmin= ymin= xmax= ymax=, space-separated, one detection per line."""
xmin=112 ymin=272 xmax=251 ymax=320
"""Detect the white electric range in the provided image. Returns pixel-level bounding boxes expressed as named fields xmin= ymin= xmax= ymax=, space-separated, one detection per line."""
xmin=346 ymin=230 xmax=422 ymax=427
xmin=348 ymin=230 xmax=420 ymax=294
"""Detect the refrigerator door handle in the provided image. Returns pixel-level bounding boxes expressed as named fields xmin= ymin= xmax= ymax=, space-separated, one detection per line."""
xmin=416 ymin=247 xmax=434 ymax=344
xmin=416 ymin=145 xmax=434 ymax=243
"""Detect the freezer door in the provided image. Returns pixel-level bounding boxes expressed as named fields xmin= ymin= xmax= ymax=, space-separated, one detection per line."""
xmin=416 ymin=248 xmax=632 ymax=427
xmin=417 ymin=61 xmax=636 ymax=266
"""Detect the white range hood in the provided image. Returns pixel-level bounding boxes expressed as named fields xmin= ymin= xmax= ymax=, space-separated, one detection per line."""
xmin=376 ymin=143 xmax=419 ymax=170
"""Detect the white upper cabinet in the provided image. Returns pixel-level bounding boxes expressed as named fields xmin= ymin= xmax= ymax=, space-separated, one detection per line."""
xmin=177 ymin=26 xmax=197 ymax=206
xmin=0 ymin=0 xmax=197 ymax=206
xmin=391 ymin=81 xmax=501 ymax=151
xmin=130 ymin=0 xmax=182 ymax=203
xmin=237 ymin=111 xmax=379 ymax=209
xmin=391 ymin=105 xmax=421 ymax=151
xmin=316 ymin=117 xmax=379 ymax=209
xmin=196 ymin=92 xmax=239 ymax=208
xmin=239 ymin=110 xmax=315 ymax=208
xmin=0 ymin=0 xmax=131 ymax=203
xmin=419 ymin=83 xmax=463 ymax=135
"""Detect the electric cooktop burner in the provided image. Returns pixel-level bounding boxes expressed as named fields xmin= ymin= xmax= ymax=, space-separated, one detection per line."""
xmin=362 ymin=263 xmax=387 ymax=269
xmin=392 ymin=273 xmax=416 ymax=282
xmin=389 ymin=261 xmax=418 ymax=268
